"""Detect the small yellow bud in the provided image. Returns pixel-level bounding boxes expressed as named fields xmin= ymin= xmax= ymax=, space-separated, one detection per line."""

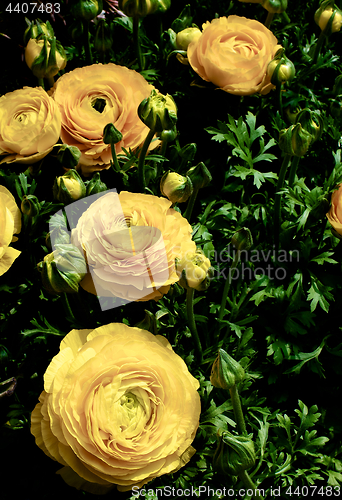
xmin=160 ymin=171 xmax=193 ymax=203
xmin=176 ymin=27 xmax=202 ymax=51
xmin=176 ymin=247 xmax=213 ymax=291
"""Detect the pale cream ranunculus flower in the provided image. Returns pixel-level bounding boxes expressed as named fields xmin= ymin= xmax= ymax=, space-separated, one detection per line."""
xmin=71 ymin=191 xmax=196 ymax=301
xmin=0 ymin=86 xmax=61 ymax=165
xmin=31 ymin=323 xmax=201 ymax=493
xmin=187 ymin=16 xmax=282 ymax=96
xmin=0 ymin=185 xmax=21 ymax=276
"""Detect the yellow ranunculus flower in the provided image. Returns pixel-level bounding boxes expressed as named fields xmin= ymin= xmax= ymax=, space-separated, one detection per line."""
xmin=31 ymin=323 xmax=201 ymax=493
xmin=187 ymin=16 xmax=282 ymax=96
xmin=0 ymin=87 xmax=61 ymax=165
xmin=326 ymin=183 xmax=342 ymax=235
xmin=0 ymin=186 xmax=21 ymax=276
xmin=51 ymin=63 xmax=160 ymax=176
xmin=176 ymin=246 xmax=213 ymax=291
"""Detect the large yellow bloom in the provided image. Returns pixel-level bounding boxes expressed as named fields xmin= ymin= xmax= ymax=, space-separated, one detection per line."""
xmin=70 ymin=191 xmax=196 ymax=302
xmin=51 ymin=63 xmax=159 ymax=175
xmin=31 ymin=323 xmax=201 ymax=493
xmin=0 ymin=87 xmax=61 ymax=164
xmin=187 ymin=16 xmax=282 ymax=96
xmin=0 ymin=186 xmax=21 ymax=276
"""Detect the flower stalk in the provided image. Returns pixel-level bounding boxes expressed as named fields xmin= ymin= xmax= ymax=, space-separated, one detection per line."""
xmin=184 ymin=187 xmax=198 ymax=222
xmin=273 ymin=153 xmax=291 ymax=247
xmin=133 ymin=16 xmax=144 ymax=71
xmin=218 ymin=249 xmax=241 ymax=322
xmin=186 ymin=287 xmax=203 ymax=363
xmin=138 ymin=128 xmax=155 ymax=190
xmin=82 ymin=20 xmax=93 ymax=64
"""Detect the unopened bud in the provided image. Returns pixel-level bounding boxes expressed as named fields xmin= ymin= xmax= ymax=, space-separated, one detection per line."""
xmin=160 ymin=171 xmax=193 ymax=203
xmin=21 ymin=195 xmax=40 ymax=218
xmin=53 ymin=169 xmax=86 ymax=204
xmin=85 ymin=172 xmax=108 ymax=196
xmin=314 ymin=0 xmax=342 ymax=34
xmin=210 ymin=349 xmax=245 ymax=390
xmin=103 ymin=123 xmax=123 ymax=144
xmin=213 ymin=432 xmax=256 ymax=476
xmin=231 ymin=228 xmax=253 ymax=252
xmin=176 ymin=27 xmax=202 ymax=51
xmin=186 ymin=162 xmax=212 ymax=190
xmin=56 ymin=145 xmax=81 ymax=169
xmin=71 ymin=0 xmax=103 ymax=21
xmin=94 ymin=19 xmax=113 ymax=53
xmin=176 ymin=247 xmax=213 ymax=291
xmin=267 ymin=49 xmax=295 ymax=86
xmin=138 ymin=90 xmax=177 ymax=141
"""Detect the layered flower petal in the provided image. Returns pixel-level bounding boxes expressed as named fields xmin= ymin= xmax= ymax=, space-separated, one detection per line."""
xmin=0 ymin=87 xmax=61 ymax=164
xmin=70 ymin=191 xmax=196 ymax=302
xmin=51 ymin=63 xmax=160 ymax=175
xmin=0 ymin=185 xmax=21 ymax=276
xmin=187 ymin=16 xmax=282 ymax=95
xmin=31 ymin=324 xmax=201 ymax=492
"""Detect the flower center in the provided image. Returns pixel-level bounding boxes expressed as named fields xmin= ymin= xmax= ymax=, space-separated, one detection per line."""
xmin=91 ymin=97 xmax=107 ymax=113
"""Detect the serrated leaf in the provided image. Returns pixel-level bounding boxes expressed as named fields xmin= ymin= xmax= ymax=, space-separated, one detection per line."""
xmin=310 ymin=252 xmax=338 ymax=265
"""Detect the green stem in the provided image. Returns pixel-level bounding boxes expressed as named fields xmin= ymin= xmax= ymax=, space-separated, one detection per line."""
xmin=238 ymin=470 xmax=264 ymax=499
xmin=218 ymin=250 xmax=241 ymax=323
xmin=184 ymin=187 xmax=199 ymax=222
xmin=133 ymin=16 xmax=144 ymax=71
xmin=264 ymin=12 xmax=274 ymax=28
xmin=273 ymin=154 xmax=291 ymax=248
xmin=276 ymin=83 xmax=283 ymax=119
xmin=312 ymin=31 xmax=325 ymax=65
xmin=82 ymin=20 xmax=93 ymax=65
xmin=287 ymin=156 xmax=300 ymax=187
xmin=157 ymin=139 xmax=168 ymax=178
xmin=186 ymin=287 xmax=203 ymax=363
xmin=47 ymin=76 xmax=55 ymax=89
xmin=282 ymin=11 xmax=291 ymax=24
xmin=229 ymin=384 xmax=247 ymax=435
xmin=61 ymin=292 xmax=77 ymax=324
xmin=37 ymin=78 xmax=45 ymax=89
xmin=110 ymin=142 xmax=120 ymax=172
xmin=138 ymin=128 xmax=155 ymax=191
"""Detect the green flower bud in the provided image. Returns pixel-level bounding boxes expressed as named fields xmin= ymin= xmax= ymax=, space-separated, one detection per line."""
xmin=37 ymin=244 xmax=87 ymax=294
xmin=71 ymin=0 xmax=103 ymax=21
xmin=53 ymin=169 xmax=86 ymax=204
xmin=213 ymin=432 xmax=256 ymax=476
xmin=56 ymin=145 xmax=82 ymax=169
xmin=103 ymin=123 xmax=123 ymax=144
xmin=21 ymin=195 xmax=40 ymax=218
xmin=85 ymin=172 xmax=108 ymax=196
xmin=284 ymin=104 xmax=302 ymax=124
xmin=238 ymin=0 xmax=287 ymax=13
xmin=330 ymin=98 xmax=342 ymax=120
xmin=94 ymin=19 xmax=113 ymax=53
xmin=134 ymin=310 xmax=158 ymax=335
xmin=25 ymin=36 xmax=67 ymax=79
xmin=45 ymin=226 xmax=71 ymax=250
xmin=118 ymin=0 xmax=170 ymax=17
xmin=314 ymin=0 xmax=342 ymax=34
xmin=231 ymin=228 xmax=253 ymax=252
xmin=160 ymin=171 xmax=193 ymax=203
xmin=311 ymin=195 xmax=330 ymax=220
xmin=176 ymin=27 xmax=202 ymax=51
xmin=138 ymin=90 xmax=177 ymax=140
xmin=333 ymin=75 xmax=342 ymax=96
xmin=171 ymin=4 xmax=193 ymax=32
xmin=186 ymin=162 xmax=212 ymax=190
xmin=295 ymin=108 xmax=323 ymax=143
xmin=179 ymin=143 xmax=197 ymax=163
xmin=68 ymin=19 xmax=84 ymax=41
xmin=176 ymin=247 xmax=213 ymax=291
xmin=260 ymin=0 xmax=287 ymax=13
xmin=210 ymin=349 xmax=245 ymax=390
xmin=24 ymin=19 xmax=54 ymax=45
xmin=279 ymin=123 xmax=312 ymax=157
xmin=267 ymin=48 xmax=295 ymax=86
